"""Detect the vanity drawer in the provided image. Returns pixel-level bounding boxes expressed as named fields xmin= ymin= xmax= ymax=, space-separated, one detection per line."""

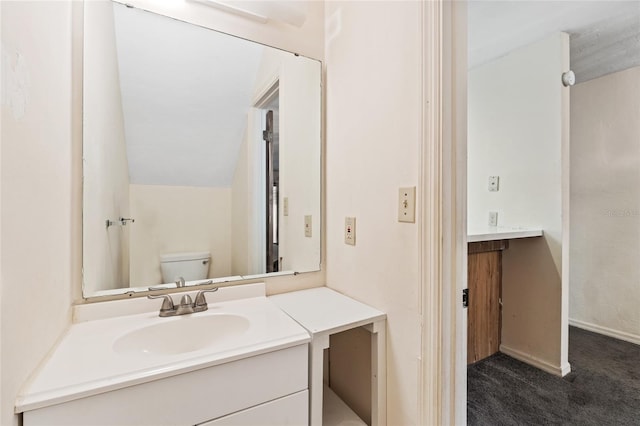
xmin=198 ymin=390 xmax=308 ymax=426
xmin=23 ymin=344 xmax=308 ymax=426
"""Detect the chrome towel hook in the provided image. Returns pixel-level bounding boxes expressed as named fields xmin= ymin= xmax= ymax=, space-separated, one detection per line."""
xmin=105 ymin=217 xmax=136 ymax=228
xmin=119 ymin=217 xmax=135 ymax=226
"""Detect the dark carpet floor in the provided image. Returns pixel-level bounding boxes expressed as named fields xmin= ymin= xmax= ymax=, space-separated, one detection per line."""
xmin=468 ymin=326 xmax=640 ymax=425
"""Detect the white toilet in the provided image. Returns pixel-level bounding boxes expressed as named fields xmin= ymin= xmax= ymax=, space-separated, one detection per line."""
xmin=159 ymin=251 xmax=210 ymax=283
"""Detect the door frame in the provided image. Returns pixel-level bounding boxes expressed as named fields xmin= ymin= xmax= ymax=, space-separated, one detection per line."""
xmin=419 ymin=1 xmax=468 ymax=425
xmin=264 ymin=109 xmax=276 ymax=273
xmin=250 ymin=80 xmax=280 ymax=275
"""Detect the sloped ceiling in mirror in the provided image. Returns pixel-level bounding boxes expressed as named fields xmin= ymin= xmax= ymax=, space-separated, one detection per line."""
xmin=469 ymin=1 xmax=640 ymax=83
xmin=113 ymin=3 xmax=264 ymax=187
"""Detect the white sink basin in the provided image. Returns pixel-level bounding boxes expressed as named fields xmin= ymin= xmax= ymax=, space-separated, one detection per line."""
xmin=15 ymin=285 xmax=311 ymax=414
xmin=113 ymin=313 xmax=250 ymax=356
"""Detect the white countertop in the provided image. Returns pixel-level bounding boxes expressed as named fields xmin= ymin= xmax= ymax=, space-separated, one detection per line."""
xmin=467 ymin=226 xmax=543 ymax=243
xmin=270 ymin=287 xmax=386 ymax=336
xmin=16 ymin=287 xmax=310 ymax=413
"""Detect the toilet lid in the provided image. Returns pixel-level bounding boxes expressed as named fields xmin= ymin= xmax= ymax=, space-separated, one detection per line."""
xmin=160 ymin=252 xmax=210 ymax=262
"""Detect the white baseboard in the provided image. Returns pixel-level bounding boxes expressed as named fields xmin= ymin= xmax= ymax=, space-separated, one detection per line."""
xmin=499 ymin=344 xmax=570 ymax=377
xmin=569 ymin=318 xmax=640 ymax=346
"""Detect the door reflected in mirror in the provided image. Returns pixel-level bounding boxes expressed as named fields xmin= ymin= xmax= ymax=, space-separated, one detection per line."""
xmin=82 ymin=1 xmax=321 ymax=297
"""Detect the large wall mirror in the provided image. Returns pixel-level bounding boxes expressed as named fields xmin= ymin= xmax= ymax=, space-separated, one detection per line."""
xmin=82 ymin=1 xmax=322 ymax=298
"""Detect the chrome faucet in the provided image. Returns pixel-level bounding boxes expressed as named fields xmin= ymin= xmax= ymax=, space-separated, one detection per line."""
xmin=148 ymin=287 xmax=219 ymax=317
xmin=175 ymin=277 xmax=186 ymax=288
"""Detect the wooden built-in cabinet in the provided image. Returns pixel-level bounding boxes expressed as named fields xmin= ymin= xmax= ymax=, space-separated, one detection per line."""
xmin=467 ymin=240 xmax=508 ymax=364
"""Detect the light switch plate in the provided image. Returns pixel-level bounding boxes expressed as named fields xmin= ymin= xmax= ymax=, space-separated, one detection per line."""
xmin=304 ymin=215 xmax=312 ymax=237
xmin=488 ymin=211 xmax=498 ymax=227
xmin=283 ymin=197 xmax=289 ymax=216
xmin=345 ymin=217 xmax=356 ymax=245
xmin=398 ymin=187 xmax=416 ymax=223
xmin=488 ymin=176 xmax=500 ymax=192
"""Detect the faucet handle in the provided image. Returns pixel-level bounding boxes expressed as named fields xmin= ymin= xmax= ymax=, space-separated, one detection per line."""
xmin=147 ymin=294 xmax=175 ymax=313
xmin=180 ymin=294 xmax=193 ymax=306
xmin=194 ymin=287 xmax=219 ymax=308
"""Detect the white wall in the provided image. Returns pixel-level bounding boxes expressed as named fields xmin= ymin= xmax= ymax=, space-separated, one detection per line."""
xmin=250 ymin=48 xmax=322 ymax=274
xmin=83 ymin=0 xmax=131 ymax=294
xmin=278 ymin=54 xmax=322 ymax=272
xmin=1 ymin=2 xmax=74 ymax=425
xmin=570 ymin=66 xmax=640 ymax=344
xmin=129 ymin=184 xmax=232 ymax=286
xmin=467 ymin=33 xmax=570 ymax=374
xmin=231 ymin=126 xmax=251 ymax=276
xmin=325 ymin=2 xmax=422 ymax=423
xmin=0 ymin=0 xmax=3 ymax=408
xmin=123 ymin=0 xmax=324 ymax=62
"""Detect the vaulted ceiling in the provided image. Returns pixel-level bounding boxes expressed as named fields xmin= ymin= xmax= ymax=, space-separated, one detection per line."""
xmin=469 ymin=1 xmax=640 ymax=83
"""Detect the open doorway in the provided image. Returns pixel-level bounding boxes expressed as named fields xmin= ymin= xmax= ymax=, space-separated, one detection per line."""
xmin=463 ymin=1 xmax=640 ymax=424
xmin=262 ymin=102 xmax=280 ymax=273
xmin=251 ymin=79 xmax=280 ymax=276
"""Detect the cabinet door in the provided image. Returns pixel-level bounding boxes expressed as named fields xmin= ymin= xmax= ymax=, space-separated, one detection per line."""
xmin=467 ymin=250 xmax=502 ymax=363
xmin=198 ymin=390 xmax=308 ymax=426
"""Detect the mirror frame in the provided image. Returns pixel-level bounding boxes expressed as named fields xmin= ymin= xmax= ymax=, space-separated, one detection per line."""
xmin=79 ymin=0 xmax=324 ymax=301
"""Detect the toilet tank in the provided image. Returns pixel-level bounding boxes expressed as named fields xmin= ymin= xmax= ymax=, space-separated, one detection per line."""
xmin=159 ymin=251 xmax=210 ymax=283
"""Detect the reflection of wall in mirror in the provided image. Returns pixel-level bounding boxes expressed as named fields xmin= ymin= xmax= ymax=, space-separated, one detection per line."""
xmin=231 ymin=124 xmax=252 ymax=276
xmin=83 ymin=1 xmax=131 ymax=293
xmin=129 ymin=185 xmax=232 ymax=285
xmin=277 ymin=54 xmax=321 ymax=272
xmin=231 ymin=49 xmax=321 ymax=275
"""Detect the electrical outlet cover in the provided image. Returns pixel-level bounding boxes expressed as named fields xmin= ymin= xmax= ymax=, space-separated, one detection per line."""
xmin=345 ymin=217 xmax=356 ymax=245
xmin=304 ymin=215 xmax=312 ymax=238
xmin=488 ymin=211 xmax=498 ymax=227
xmin=488 ymin=176 xmax=500 ymax=192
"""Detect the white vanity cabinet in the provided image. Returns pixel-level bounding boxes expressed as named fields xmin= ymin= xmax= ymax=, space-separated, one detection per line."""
xmin=17 ymin=286 xmax=311 ymax=426
xmin=23 ymin=344 xmax=308 ymax=426
xmin=199 ymin=390 xmax=308 ymax=426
